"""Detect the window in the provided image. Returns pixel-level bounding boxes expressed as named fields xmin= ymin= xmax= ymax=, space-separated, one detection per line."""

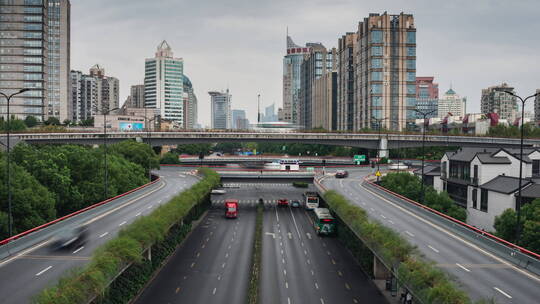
xmin=371 ymin=84 xmax=382 ymax=94
xmin=372 ymin=110 xmax=382 ymax=119
xmin=406 ymin=72 xmax=416 ymax=82
xmin=406 ymin=31 xmax=416 ymax=44
xmin=533 ymin=160 xmax=540 ymax=177
xmin=406 ymin=47 xmax=416 ymax=57
xmin=480 ymin=189 xmax=488 ymax=212
xmin=371 ymin=46 xmax=383 ymax=56
xmin=371 ymin=71 xmax=382 ymax=81
xmin=473 ymin=165 xmax=479 ymax=183
xmin=371 ymin=96 xmax=382 ymax=106
xmin=371 ymin=30 xmax=383 ymax=43
xmin=406 ymin=59 xmax=416 ymax=69
xmin=407 ymin=84 xmax=416 ymax=95
xmin=371 ymin=59 xmax=382 ymax=68
xmin=472 ymin=189 xmax=477 ymax=209
xmin=441 ymin=161 xmax=447 ymax=178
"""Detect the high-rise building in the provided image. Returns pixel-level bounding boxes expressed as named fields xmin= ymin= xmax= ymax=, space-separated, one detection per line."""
xmin=415 ymin=76 xmax=438 ymax=118
xmin=182 ymin=75 xmax=197 ymax=129
xmin=144 ymin=41 xmax=184 ymax=124
xmin=535 ymin=89 xmax=540 ymax=125
xmin=232 ymin=109 xmax=246 ymax=129
xmin=1 ymin=0 xmax=49 ymax=121
xmin=313 ymin=71 xmax=338 ymax=130
xmin=263 ymin=103 xmax=277 ymax=122
xmin=70 ymin=70 xmax=97 ymax=122
xmin=89 ymin=64 xmax=119 ymax=113
xmin=299 ymin=43 xmax=337 ymax=129
xmin=481 ymin=83 xmax=517 ymax=121
xmin=209 ymin=89 xmax=231 ymax=129
xmin=337 ymin=32 xmax=357 ymax=131
xmin=126 ymin=84 xmax=144 ymax=108
xmin=282 ymin=36 xmax=310 ymax=124
xmin=46 ymin=0 xmax=70 ymax=122
xmin=355 ymin=12 xmax=417 ymax=131
xmin=438 ymin=87 xmax=466 ymax=118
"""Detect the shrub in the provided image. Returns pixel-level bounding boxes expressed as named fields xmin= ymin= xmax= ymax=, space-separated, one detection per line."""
xmin=292 ymin=181 xmax=308 ymax=188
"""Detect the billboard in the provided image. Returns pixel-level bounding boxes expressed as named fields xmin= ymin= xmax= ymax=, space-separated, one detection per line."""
xmin=119 ymin=122 xmax=144 ymax=131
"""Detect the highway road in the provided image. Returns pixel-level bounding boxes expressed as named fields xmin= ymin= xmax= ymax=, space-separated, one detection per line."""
xmin=135 ymin=183 xmax=387 ymax=304
xmin=322 ymin=168 xmax=540 ymax=303
xmin=0 ymin=166 xmax=198 ymax=304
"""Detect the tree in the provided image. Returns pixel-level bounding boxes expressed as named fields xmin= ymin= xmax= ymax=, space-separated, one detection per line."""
xmin=160 ymin=152 xmax=180 ymax=164
xmin=24 ymin=116 xmax=38 ymax=128
xmin=494 ymin=209 xmax=517 ymax=243
xmin=44 ymin=117 xmax=60 ymax=126
xmin=0 ymin=116 xmax=26 ymax=131
xmin=63 ymin=119 xmax=72 ymax=126
xmin=108 ymin=140 xmax=159 ymax=175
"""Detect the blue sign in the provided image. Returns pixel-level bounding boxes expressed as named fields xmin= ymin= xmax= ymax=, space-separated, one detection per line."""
xmin=119 ymin=122 xmax=144 ymax=131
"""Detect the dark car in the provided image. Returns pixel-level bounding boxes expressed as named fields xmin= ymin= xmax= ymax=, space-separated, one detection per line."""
xmin=51 ymin=225 xmax=89 ymax=251
xmin=335 ymin=170 xmax=349 ymax=178
xmin=290 ymin=200 xmax=301 ymax=208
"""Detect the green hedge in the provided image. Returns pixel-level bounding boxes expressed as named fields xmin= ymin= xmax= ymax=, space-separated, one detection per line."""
xmin=292 ymin=181 xmax=309 ymax=188
xmin=34 ymin=168 xmax=220 ymax=304
xmin=323 ymin=190 xmax=472 ymax=304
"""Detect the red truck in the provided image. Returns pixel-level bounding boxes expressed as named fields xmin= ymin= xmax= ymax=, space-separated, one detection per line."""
xmin=225 ymin=199 xmax=239 ymax=218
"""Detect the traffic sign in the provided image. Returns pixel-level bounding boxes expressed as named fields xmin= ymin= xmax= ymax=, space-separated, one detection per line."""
xmin=354 ymin=155 xmax=366 ymax=162
xmin=375 ymin=171 xmax=381 ymax=177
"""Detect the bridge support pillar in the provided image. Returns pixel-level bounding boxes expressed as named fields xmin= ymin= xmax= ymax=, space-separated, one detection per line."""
xmin=373 ymin=256 xmax=391 ymax=280
xmin=161 ymin=145 xmax=172 ymax=156
xmin=378 ymin=138 xmax=389 ymax=159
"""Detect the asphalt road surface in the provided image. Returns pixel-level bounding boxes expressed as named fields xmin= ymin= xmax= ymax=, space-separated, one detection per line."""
xmin=323 ymin=168 xmax=540 ymax=303
xmin=0 ymin=166 xmax=198 ymax=304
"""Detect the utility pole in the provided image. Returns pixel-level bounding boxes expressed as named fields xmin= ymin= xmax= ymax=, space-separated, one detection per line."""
xmin=504 ymin=90 xmax=539 ymax=244
xmin=102 ymin=105 xmax=119 ymax=200
xmin=0 ymin=88 xmax=30 ymax=239
xmin=414 ymin=109 xmax=437 ymax=204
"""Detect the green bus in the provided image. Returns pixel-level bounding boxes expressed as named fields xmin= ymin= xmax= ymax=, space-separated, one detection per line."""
xmin=310 ymin=208 xmax=336 ymax=235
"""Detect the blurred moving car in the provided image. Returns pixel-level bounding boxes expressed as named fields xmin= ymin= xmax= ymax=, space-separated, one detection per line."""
xmin=388 ymin=163 xmax=409 ymax=170
xmin=290 ymin=200 xmax=301 ymax=208
xmin=225 ymin=199 xmax=238 ymax=218
xmin=51 ymin=225 xmax=89 ymax=250
xmin=335 ymin=170 xmax=349 ymax=178
xmin=277 ymin=199 xmax=289 ymax=207
xmin=211 ymin=189 xmax=226 ymax=194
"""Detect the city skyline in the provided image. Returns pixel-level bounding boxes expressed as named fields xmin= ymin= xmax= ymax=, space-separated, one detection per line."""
xmin=70 ymin=0 xmax=540 ymax=126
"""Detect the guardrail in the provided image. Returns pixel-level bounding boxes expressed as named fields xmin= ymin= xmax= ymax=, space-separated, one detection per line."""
xmin=0 ymin=176 xmax=162 ymax=261
xmin=361 ymin=175 xmax=540 ymax=275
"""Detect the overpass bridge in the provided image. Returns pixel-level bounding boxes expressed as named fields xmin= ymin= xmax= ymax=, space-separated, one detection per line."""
xmin=2 ymin=131 xmax=540 ymax=152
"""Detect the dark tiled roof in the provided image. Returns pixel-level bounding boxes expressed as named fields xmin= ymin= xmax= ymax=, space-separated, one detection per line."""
xmin=520 ymin=184 xmax=540 ymax=198
xmin=414 ymin=165 xmax=441 ymax=176
xmin=476 ymin=154 xmax=511 ymax=164
xmin=448 ymin=147 xmax=499 ymax=162
xmin=480 ymin=175 xmax=532 ymax=194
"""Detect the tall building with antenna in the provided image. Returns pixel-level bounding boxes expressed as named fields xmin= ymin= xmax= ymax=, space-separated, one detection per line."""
xmin=282 ymin=32 xmax=310 ymax=125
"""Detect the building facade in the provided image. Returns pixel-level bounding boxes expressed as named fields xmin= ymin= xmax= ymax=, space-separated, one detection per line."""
xmin=89 ymin=64 xmax=119 ymax=113
xmin=70 ymin=70 xmax=97 ymax=122
xmin=337 ymin=32 xmax=357 ymax=131
xmin=415 ymin=76 xmax=438 ymax=118
xmin=182 ymin=75 xmax=197 ymax=129
xmin=1 ymin=0 xmax=50 ymax=120
xmin=282 ymin=36 xmax=310 ymax=124
xmin=144 ymin=41 xmax=184 ymax=124
xmin=535 ymin=89 xmax=540 ymax=125
xmin=438 ymin=88 xmax=466 ymax=118
xmin=262 ymin=103 xmax=277 ymax=122
xmin=299 ymin=43 xmax=337 ymax=129
xmin=46 ymin=0 xmax=70 ymax=122
xmin=480 ymin=83 xmax=517 ymax=121
xmin=209 ymin=89 xmax=231 ymax=129
xmin=232 ymin=109 xmax=246 ymax=129
xmin=125 ymin=84 xmax=144 ymax=108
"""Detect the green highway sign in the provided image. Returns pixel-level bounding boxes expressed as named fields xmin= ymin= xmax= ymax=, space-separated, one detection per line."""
xmin=354 ymin=155 xmax=366 ymax=162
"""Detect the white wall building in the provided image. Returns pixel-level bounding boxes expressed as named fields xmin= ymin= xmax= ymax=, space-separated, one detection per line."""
xmin=144 ymin=41 xmax=184 ymax=124
xmin=436 ymin=147 xmax=540 ymax=231
xmin=209 ymin=89 xmax=232 ymax=129
xmin=437 ymin=88 xmax=466 ymax=118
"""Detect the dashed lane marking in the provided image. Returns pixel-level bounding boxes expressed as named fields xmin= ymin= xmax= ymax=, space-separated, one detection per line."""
xmin=456 ymin=263 xmax=471 ymax=272
xmin=72 ymin=247 xmax=84 ymax=254
xmin=493 ymin=287 xmax=512 ymax=299
xmin=119 ymin=221 xmax=127 ymax=226
xmin=405 ymin=231 xmax=415 ymax=237
xmin=428 ymin=245 xmax=440 ymax=253
xmin=99 ymin=232 xmax=109 ymax=238
xmin=35 ymin=266 xmax=52 ymax=276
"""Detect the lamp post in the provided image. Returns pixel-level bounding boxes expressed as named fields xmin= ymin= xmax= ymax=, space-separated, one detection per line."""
xmin=414 ymin=109 xmax=437 ymax=204
xmin=0 ymin=88 xmax=30 ymax=238
xmin=504 ymin=90 xmax=539 ymax=244
xmin=146 ymin=114 xmax=159 ymax=181
xmin=391 ymin=120 xmax=401 ymax=172
xmin=372 ymin=116 xmax=387 ymax=180
xmin=102 ymin=106 xmax=119 ymax=200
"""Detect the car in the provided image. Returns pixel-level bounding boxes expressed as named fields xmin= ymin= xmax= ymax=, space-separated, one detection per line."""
xmin=335 ymin=170 xmax=349 ymax=178
xmin=51 ymin=225 xmax=89 ymax=250
xmin=277 ymin=199 xmax=289 ymax=207
xmin=290 ymin=200 xmax=301 ymax=208
xmin=388 ymin=163 xmax=408 ymax=170
xmin=211 ymin=189 xmax=226 ymax=194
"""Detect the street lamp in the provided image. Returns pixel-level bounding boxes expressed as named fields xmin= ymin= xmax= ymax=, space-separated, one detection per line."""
xmin=372 ymin=116 xmax=387 ymax=181
xmin=414 ymin=109 xmax=437 ymax=204
xmin=391 ymin=120 xmax=402 ymax=172
xmin=101 ymin=106 xmax=119 ymax=200
xmin=504 ymin=90 xmax=539 ymax=244
xmin=145 ymin=114 xmax=160 ymax=181
xmin=0 ymin=88 xmax=31 ymax=239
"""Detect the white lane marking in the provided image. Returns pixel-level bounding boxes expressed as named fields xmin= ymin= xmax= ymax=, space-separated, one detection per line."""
xmin=315 ymin=282 xmax=319 ymax=289
xmin=288 ymin=207 xmax=302 ymax=239
xmin=83 ymin=180 xmax=166 ymax=226
xmin=274 ymin=206 xmax=280 ymax=223
xmin=135 ymin=212 xmax=141 ymax=217
xmin=72 ymin=246 xmax=84 ymax=254
xmin=285 ymin=281 xmax=289 ymax=289
xmin=99 ymin=232 xmax=109 ymax=238
xmin=36 ymin=266 xmax=52 ymax=276
xmin=225 ymin=253 xmax=229 ymax=258
xmin=0 ymin=238 xmax=51 ymax=268
xmin=307 ymin=259 xmax=311 ymax=265
xmin=388 ymin=220 xmax=395 ymax=225
xmin=147 ymin=205 xmax=153 ymax=209
xmin=282 ymin=258 xmax=285 ymax=264
xmin=212 ymin=287 xmax=217 ymax=295
xmin=456 ymin=263 xmax=471 ymax=272
xmin=381 ymin=214 xmax=386 ymax=219
xmin=288 ymin=232 xmax=293 ymax=239
xmin=288 ymin=297 xmax=291 ymax=304
xmin=222 ymin=263 xmax=226 ymax=268
xmin=283 ymin=269 xmax=287 ymax=276
xmin=119 ymin=221 xmax=127 ymax=227
xmin=428 ymin=245 xmax=440 ymax=253
xmin=361 ymin=185 xmax=540 ymax=283
xmin=320 ymin=298 xmax=325 ymax=304
xmin=405 ymin=231 xmax=415 ymax=237
xmin=370 ymin=208 xmax=375 ymax=212
xmin=493 ymin=287 xmax=512 ymax=299
xmin=306 ymin=233 xmax=312 ymax=240
xmin=217 ymin=275 xmax=221 ymax=281
xmin=311 ymin=270 xmax=315 ymax=276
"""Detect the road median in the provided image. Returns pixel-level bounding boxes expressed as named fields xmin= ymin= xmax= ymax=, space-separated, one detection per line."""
xmin=246 ymin=200 xmax=264 ymax=304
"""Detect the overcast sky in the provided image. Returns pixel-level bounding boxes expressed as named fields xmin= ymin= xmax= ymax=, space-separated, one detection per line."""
xmin=71 ymin=0 xmax=540 ymax=127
